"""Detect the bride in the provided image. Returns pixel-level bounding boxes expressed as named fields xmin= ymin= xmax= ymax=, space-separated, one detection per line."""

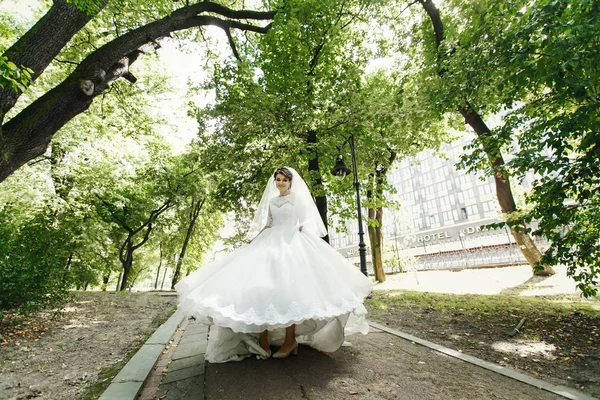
xmin=175 ymin=167 xmax=373 ymax=362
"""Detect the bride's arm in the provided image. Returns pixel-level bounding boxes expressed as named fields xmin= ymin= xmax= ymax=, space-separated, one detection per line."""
xmin=297 ymin=194 xmax=306 ymax=232
xmin=248 ymin=225 xmax=271 ymax=243
xmin=249 ymin=208 xmax=273 ymax=243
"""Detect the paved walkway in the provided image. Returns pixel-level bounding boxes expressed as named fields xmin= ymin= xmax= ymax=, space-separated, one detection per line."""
xmin=99 ymin=313 xmax=597 ymax=400
xmin=374 ymin=265 xmax=583 ymax=296
xmin=137 ymin=316 xmax=207 ymax=400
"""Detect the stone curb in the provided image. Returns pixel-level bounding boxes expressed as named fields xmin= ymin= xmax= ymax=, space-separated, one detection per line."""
xmin=141 ymin=318 xmax=208 ymax=400
xmin=369 ymin=321 xmax=599 ymax=400
xmin=98 ymin=310 xmax=185 ymax=400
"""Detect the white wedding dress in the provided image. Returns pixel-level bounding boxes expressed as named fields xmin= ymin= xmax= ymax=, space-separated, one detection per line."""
xmin=175 ymin=192 xmax=373 ymax=363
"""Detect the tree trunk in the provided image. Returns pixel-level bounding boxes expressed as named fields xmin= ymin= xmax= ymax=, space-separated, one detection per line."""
xmin=113 ymin=200 xmax=172 ymax=291
xmin=0 ymin=3 xmax=275 ymax=183
xmin=458 ymin=107 xmax=554 ymax=276
xmin=101 ymin=273 xmax=110 ymax=291
xmin=155 ymin=243 xmax=163 ymax=290
xmin=0 ymin=0 xmax=108 ymax=120
xmin=373 ymin=208 xmax=385 ymax=282
xmin=418 ymin=0 xmax=554 ymax=276
xmin=119 ymin=240 xmax=134 ymax=291
xmin=161 ymin=266 xmax=168 ymax=290
xmin=367 ymin=209 xmax=385 ymax=282
xmin=367 ymin=175 xmax=385 ymax=282
xmin=115 ymin=270 xmax=122 ymax=292
xmin=172 ymin=198 xmax=205 ymax=289
xmin=307 ymin=129 xmax=330 ymax=243
xmin=64 ymin=249 xmax=73 ymax=279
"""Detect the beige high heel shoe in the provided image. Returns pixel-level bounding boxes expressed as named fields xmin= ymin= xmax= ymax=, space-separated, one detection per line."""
xmin=260 ymin=344 xmax=272 ymax=358
xmin=272 ymin=342 xmax=298 ymax=359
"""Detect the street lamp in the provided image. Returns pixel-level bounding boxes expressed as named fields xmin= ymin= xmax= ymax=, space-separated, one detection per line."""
xmin=331 ymin=134 xmax=368 ymax=277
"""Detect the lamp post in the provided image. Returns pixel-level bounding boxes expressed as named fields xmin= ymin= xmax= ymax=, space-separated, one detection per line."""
xmin=331 ymin=134 xmax=368 ymax=277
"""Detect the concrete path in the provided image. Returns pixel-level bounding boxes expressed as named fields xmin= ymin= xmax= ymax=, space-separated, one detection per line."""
xmin=137 ymin=317 xmax=208 ymax=400
xmin=374 ymin=265 xmax=583 ymax=296
xmin=202 ymin=327 xmax=574 ymax=400
xmin=100 ymin=314 xmax=597 ymax=400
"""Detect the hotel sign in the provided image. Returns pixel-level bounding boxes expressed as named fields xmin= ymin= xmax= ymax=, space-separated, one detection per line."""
xmin=337 ymin=246 xmax=371 ymax=258
xmin=416 ymin=225 xmax=484 ymax=243
xmin=337 ymin=221 xmax=507 ymax=256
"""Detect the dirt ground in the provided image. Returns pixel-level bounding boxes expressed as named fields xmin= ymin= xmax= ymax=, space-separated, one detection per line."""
xmin=0 ymin=291 xmax=177 ymax=400
xmin=365 ymin=290 xmax=600 ymax=398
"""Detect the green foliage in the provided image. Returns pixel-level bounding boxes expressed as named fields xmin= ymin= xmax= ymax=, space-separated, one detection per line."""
xmin=0 ymin=13 xmax=223 ymax=295
xmin=0 ymin=55 xmax=33 ymax=92
xmin=492 ymin=0 xmax=600 ymax=297
xmin=197 ymin=0 xmax=373 ymax=219
xmin=415 ymin=0 xmax=600 ymax=295
xmin=0 ymin=209 xmax=72 ymax=316
xmin=66 ymin=0 xmax=106 ymax=15
xmin=198 ymin=0 xmax=444 ymax=234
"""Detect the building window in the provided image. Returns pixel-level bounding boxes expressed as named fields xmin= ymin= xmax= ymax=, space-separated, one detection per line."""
xmin=467 ymin=204 xmax=480 ymax=217
xmin=482 ymin=201 xmax=491 ymax=212
xmin=429 ymin=214 xmax=440 ymax=228
xmin=442 ymin=211 xmax=453 ymax=221
xmin=481 ymin=183 xmax=494 ymax=194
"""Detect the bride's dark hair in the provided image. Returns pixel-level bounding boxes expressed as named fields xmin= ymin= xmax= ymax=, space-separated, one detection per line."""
xmin=273 ymin=167 xmax=293 ymax=188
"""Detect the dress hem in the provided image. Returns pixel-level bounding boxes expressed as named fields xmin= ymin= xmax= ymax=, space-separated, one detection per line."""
xmin=180 ymin=287 xmax=372 ymax=334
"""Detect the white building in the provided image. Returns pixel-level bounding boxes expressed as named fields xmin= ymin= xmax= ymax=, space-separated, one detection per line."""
xmin=329 ymin=133 xmax=547 ymax=273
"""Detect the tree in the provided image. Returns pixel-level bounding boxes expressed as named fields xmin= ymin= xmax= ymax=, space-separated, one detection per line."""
xmin=166 ymin=152 xmax=221 ymax=288
xmin=411 ymin=0 xmax=555 ymax=276
xmin=0 ymin=208 xmax=72 ymax=316
xmin=200 ymin=0 xmax=384 ymax=244
xmin=172 ymin=196 xmax=204 ymax=287
xmin=432 ymin=0 xmax=600 ymax=295
xmin=326 ymin=64 xmax=451 ymax=280
xmin=0 ymin=0 xmax=275 ymax=183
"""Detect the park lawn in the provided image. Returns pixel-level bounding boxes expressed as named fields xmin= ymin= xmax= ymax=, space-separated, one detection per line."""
xmin=365 ymin=290 xmax=600 ymax=397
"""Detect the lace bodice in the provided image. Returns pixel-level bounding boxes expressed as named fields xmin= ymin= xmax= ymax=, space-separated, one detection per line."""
xmin=267 ymin=193 xmax=298 ymax=227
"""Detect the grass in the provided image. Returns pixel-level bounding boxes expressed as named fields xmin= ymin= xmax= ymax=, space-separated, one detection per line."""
xmin=365 ymin=290 xmax=600 ymax=396
xmin=367 ymin=290 xmax=600 ymax=318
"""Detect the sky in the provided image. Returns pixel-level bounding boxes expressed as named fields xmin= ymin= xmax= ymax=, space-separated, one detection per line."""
xmin=1 ymin=0 xmax=225 ymax=152
xmin=1 ymin=0 xmax=40 ymax=19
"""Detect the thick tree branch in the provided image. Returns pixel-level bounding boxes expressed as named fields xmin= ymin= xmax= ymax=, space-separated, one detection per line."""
xmin=224 ymin=29 xmax=242 ymax=61
xmin=131 ymin=223 xmax=154 ymax=251
xmin=417 ymin=0 xmax=551 ymax=274
xmin=0 ymin=0 xmax=109 ymax=119
xmin=417 ymin=0 xmax=444 ymax=49
xmin=0 ymin=3 xmax=275 ymax=183
xmin=130 ymin=199 xmax=173 ymax=239
xmin=118 ymin=237 xmax=129 ymax=264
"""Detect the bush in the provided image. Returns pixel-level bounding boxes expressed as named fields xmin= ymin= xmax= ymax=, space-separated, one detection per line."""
xmin=0 ymin=210 xmax=72 ymax=317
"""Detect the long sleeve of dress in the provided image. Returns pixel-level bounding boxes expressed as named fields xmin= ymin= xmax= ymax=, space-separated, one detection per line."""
xmin=266 ymin=206 xmax=273 ymax=227
xmin=294 ymin=193 xmax=312 ymax=232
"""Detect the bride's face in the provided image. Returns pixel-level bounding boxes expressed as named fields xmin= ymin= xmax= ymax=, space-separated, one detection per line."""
xmin=275 ymin=173 xmax=291 ymax=193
